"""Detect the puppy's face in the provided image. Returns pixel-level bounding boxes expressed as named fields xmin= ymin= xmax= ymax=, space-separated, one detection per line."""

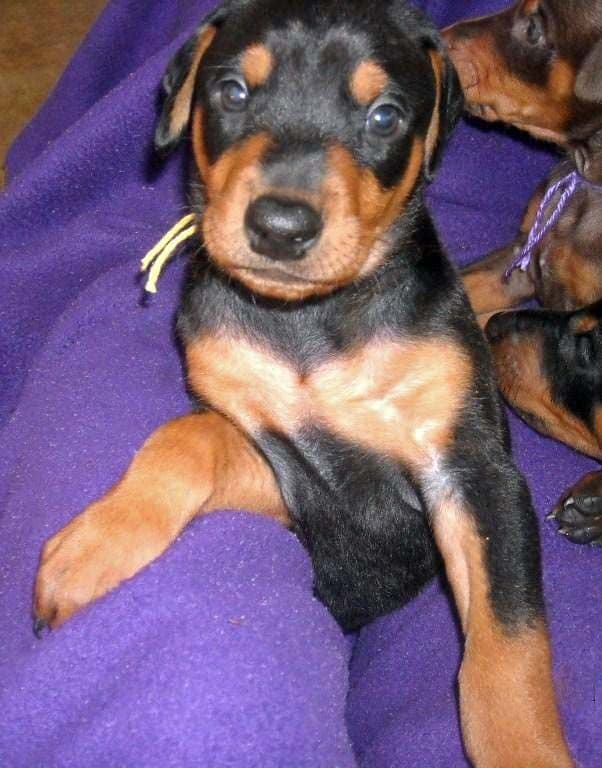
xmin=443 ymin=0 xmax=602 ymax=145
xmin=485 ymin=303 xmax=602 ymax=458
xmin=156 ymin=0 xmax=461 ymax=301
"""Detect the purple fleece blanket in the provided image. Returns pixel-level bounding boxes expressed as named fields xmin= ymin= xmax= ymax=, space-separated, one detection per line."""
xmin=0 ymin=1 xmax=600 ymax=765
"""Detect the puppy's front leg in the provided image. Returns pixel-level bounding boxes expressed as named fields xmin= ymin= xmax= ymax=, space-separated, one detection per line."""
xmin=34 ymin=412 xmax=287 ymax=628
xmin=430 ymin=461 xmax=574 ymax=768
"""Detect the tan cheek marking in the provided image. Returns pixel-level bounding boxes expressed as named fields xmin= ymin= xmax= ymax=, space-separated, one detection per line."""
xmin=296 ymin=140 xmax=424 ymax=293
xmin=204 ymin=132 xmax=271 ymax=200
xmin=241 ymin=44 xmax=274 ymax=88
xmin=425 ymin=50 xmax=443 ymax=167
xmin=170 ymin=26 xmax=217 ymax=140
xmin=186 ymin=334 xmax=304 ymax=435
xmin=495 ymin=64 xmax=571 ymax=134
xmin=311 ymin=339 xmax=472 ymax=470
xmin=350 ymin=60 xmax=389 ymax=105
xmin=192 ymin=110 xmax=271 ymax=196
xmin=359 ymin=139 xmax=424 ymax=241
xmin=196 ymin=132 xmax=271 ymax=275
xmin=325 ymin=139 xmax=424 ymax=258
xmin=492 ymin=332 xmax=602 ymax=458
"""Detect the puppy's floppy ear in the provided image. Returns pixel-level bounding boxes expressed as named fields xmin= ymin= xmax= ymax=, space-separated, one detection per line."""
xmin=422 ymin=39 xmax=464 ymax=181
xmin=154 ymin=4 xmax=230 ymax=153
xmin=575 ymin=39 xmax=602 ymax=104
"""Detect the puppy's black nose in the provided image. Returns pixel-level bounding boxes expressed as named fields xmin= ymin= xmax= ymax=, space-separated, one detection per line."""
xmin=245 ymin=196 xmax=321 ymax=261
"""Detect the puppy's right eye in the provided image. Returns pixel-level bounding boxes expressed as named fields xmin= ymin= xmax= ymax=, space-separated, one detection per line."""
xmin=220 ymin=79 xmax=249 ymax=112
xmin=525 ymin=13 xmax=545 ymax=46
xmin=366 ymin=103 xmax=403 ymax=139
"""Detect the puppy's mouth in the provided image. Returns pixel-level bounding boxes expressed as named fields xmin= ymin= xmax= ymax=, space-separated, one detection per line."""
xmin=238 ymin=265 xmax=328 ymax=283
xmin=227 ymin=262 xmax=344 ymax=301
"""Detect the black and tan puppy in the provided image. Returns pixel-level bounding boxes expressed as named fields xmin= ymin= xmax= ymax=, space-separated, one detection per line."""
xmin=34 ymin=2 xmax=573 ymax=765
xmin=486 ymin=303 xmax=602 ymax=546
xmin=444 ymin=0 xmax=602 ymax=314
xmin=444 ymin=1 xmax=602 ymax=544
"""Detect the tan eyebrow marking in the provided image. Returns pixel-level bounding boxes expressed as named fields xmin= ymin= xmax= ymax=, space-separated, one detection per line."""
xmin=241 ymin=43 xmax=274 ymax=88
xmin=350 ymin=60 xmax=389 ymax=105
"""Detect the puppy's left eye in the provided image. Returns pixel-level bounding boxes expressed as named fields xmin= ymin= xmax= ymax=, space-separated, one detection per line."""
xmin=525 ymin=12 xmax=545 ymax=46
xmin=220 ymin=79 xmax=249 ymax=112
xmin=366 ymin=103 xmax=403 ymax=139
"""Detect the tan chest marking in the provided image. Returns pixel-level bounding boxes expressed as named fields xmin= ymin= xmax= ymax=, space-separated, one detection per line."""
xmin=186 ymin=334 xmax=472 ymax=470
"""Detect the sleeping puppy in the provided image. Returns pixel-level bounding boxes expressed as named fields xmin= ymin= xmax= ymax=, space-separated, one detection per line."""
xmin=486 ymin=303 xmax=602 ymax=546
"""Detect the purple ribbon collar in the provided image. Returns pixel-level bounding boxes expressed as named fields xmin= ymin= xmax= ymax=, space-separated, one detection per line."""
xmin=504 ymin=169 xmax=602 ymax=280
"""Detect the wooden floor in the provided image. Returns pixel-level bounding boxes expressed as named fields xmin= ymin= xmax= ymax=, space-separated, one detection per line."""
xmin=0 ymin=0 xmax=106 ymax=186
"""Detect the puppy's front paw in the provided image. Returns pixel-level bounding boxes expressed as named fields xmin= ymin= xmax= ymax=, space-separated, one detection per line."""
xmin=551 ymin=471 xmax=602 ymax=546
xmin=34 ymin=498 xmax=159 ymax=629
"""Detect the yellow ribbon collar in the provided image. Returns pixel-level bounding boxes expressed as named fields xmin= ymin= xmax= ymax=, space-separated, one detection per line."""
xmin=140 ymin=213 xmax=197 ymax=293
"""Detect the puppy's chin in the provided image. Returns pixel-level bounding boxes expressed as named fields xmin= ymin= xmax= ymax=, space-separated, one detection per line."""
xmin=227 ymin=265 xmax=342 ymax=302
xmin=202 ymin=227 xmax=382 ymax=303
xmin=209 ymin=237 xmax=392 ymax=302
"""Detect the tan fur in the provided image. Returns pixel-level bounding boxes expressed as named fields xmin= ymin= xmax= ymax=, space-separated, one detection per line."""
xmin=34 ymin=413 xmax=288 ymax=626
xmin=349 ymin=60 xmax=388 ymax=105
xmin=325 ymin=139 xmax=424 ymax=263
xmin=547 ymin=241 xmax=602 ymax=309
xmin=447 ymin=31 xmax=574 ymax=143
xmin=241 ymin=44 xmax=274 ymax=88
xmin=168 ymin=26 xmax=217 ymax=141
xmin=462 ymin=187 xmax=543 ymax=316
xmin=193 ymin=118 xmax=425 ymax=301
xmin=492 ymin=331 xmax=602 ymax=458
xmin=569 ymin=313 xmax=599 ymax=334
xmin=425 ymin=51 xmax=443 ymax=168
xmin=433 ymin=507 xmax=573 ymax=768
xmin=188 ymin=332 xmax=472 ymax=473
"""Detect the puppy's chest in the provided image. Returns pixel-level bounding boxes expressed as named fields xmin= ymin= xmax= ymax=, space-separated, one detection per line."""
xmin=186 ymin=332 xmax=471 ymax=469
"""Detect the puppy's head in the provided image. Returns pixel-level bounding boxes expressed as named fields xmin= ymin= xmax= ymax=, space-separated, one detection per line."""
xmin=443 ymin=0 xmax=602 ymax=165
xmin=155 ymin=0 xmax=462 ymax=301
xmin=485 ymin=302 xmax=602 ymax=458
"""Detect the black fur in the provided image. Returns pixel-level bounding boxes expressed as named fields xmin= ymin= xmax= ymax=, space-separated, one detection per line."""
xmin=167 ymin=0 xmax=546 ymax=631
xmin=486 ymin=302 xmax=602 ymax=548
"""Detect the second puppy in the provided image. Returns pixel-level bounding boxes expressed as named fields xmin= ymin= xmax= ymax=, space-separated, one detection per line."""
xmin=444 ymin=0 xmax=602 ymax=314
